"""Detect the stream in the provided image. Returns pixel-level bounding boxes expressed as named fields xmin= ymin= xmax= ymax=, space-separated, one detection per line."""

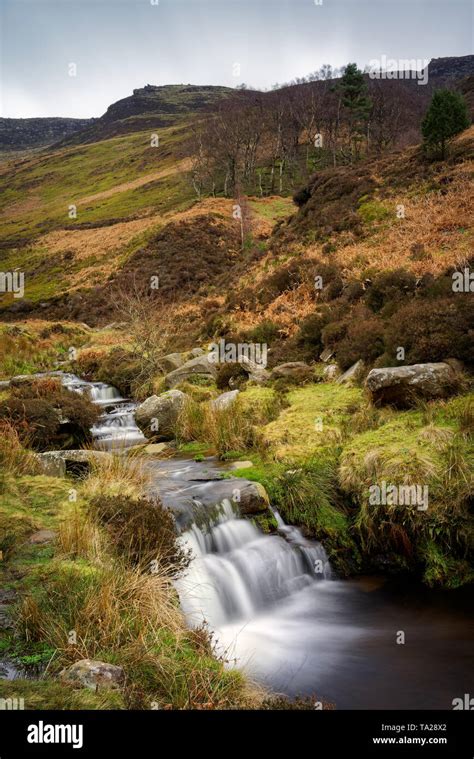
xmin=5 ymin=373 xmax=473 ymax=709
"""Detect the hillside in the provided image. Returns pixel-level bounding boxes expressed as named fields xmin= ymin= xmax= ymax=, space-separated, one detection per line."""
xmin=0 ymin=117 xmax=93 ymax=153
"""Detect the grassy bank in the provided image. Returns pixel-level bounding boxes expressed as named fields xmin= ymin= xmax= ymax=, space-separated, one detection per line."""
xmin=0 ymin=435 xmax=263 ymax=710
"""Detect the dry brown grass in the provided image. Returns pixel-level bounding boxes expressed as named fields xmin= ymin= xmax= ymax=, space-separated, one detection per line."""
xmin=0 ymin=420 xmax=40 ymax=477
xmin=81 ymin=451 xmax=151 ymax=500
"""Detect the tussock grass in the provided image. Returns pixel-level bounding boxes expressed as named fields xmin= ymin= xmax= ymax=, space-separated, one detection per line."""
xmin=0 ymin=421 xmax=39 ymax=480
xmin=82 ymin=451 xmax=151 ymax=500
xmin=175 ymin=394 xmax=274 ymax=457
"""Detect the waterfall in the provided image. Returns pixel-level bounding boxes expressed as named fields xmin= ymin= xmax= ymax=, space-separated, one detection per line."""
xmin=175 ymin=497 xmax=331 ymax=630
xmin=56 ymin=372 xmax=146 ymax=449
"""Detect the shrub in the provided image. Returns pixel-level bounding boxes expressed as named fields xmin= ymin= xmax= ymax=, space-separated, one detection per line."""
xmin=0 ymin=379 xmax=99 ymax=451
xmin=88 ymin=494 xmax=188 ymax=574
xmin=95 ymin=348 xmax=142 ymax=397
xmin=74 ymin=348 xmax=106 ymax=380
xmin=334 ymin=310 xmax=385 ymax=370
xmin=297 ymin=313 xmax=326 ymax=356
xmin=385 ymin=297 xmax=474 ymax=366
xmin=245 ymin=320 xmax=282 ymax=344
xmin=215 ymin=362 xmax=248 ymax=390
xmin=364 ymin=269 xmax=417 ymax=313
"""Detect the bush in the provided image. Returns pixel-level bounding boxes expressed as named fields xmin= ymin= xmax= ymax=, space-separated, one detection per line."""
xmin=385 ymin=297 xmax=474 ymax=366
xmin=88 ymin=493 xmax=188 ymax=574
xmin=333 ymin=309 xmax=385 ymax=370
xmin=0 ymin=379 xmax=99 ymax=451
xmin=364 ymin=269 xmax=417 ymax=313
xmin=246 ymin=320 xmax=282 ymax=344
xmin=95 ymin=348 xmax=142 ymax=397
xmin=216 ymin=362 xmax=248 ymax=390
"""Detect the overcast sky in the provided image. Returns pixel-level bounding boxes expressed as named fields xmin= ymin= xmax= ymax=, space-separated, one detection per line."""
xmin=0 ymin=0 xmax=472 ymax=119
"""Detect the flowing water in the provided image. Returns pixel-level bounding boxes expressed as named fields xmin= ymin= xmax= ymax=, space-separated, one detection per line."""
xmin=20 ymin=373 xmax=472 ymax=707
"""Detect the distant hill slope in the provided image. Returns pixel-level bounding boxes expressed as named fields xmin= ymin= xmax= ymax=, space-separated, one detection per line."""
xmin=57 ymin=84 xmax=236 ymax=146
xmin=0 ymin=117 xmax=94 ymax=153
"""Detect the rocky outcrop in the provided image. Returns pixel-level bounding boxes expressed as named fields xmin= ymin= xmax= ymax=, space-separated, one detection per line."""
xmin=270 ymin=362 xmax=313 ymax=382
xmin=135 ymin=389 xmax=186 ymax=439
xmin=164 ymin=355 xmax=218 ymax=388
xmin=59 ymin=660 xmax=125 ymax=691
xmin=0 ymin=117 xmax=93 ymax=152
xmin=211 ymin=390 xmax=239 ymax=410
xmin=36 ymin=450 xmax=111 ymax=477
xmin=366 ymin=362 xmax=460 ymax=407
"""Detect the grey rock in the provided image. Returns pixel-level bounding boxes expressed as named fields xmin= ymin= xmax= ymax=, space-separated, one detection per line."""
xmin=270 ymin=362 xmax=313 ymax=381
xmin=190 ymin=348 xmax=205 ymax=358
xmin=29 ymin=529 xmax=56 ymax=544
xmin=323 ymin=364 xmax=340 ymax=381
xmin=36 ymin=450 xmax=111 ymax=478
xmin=320 ymin=348 xmax=334 ymax=363
xmin=337 ymin=360 xmax=364 ymax=385
xmin=237 ymin=355 xmax=270 ymax=383
xmin=211 ymin=390 xmax=240 ymax=410
xmin=156 ymin=352 xmax=186 ymax=374
xmin=366 ymin=363 xmax=460 ymax=407
xmin=135 ymin=389 xmax=187 ymax=439
xmin=59 ymin=660 xmax=125 ymax=691
xmin=164 ymin=355 xmax=218 ymax=389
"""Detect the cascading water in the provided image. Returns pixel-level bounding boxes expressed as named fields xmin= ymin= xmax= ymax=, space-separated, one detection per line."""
xmin=58 ymin=372 xmax=146 ymax=449
xmin=29 ymin=373 xmax=472 ymax=707
xmin=176 ymin=498 xmax=331 ymax=630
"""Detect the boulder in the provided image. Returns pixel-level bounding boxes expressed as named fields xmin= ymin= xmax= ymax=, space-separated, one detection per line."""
xmin=36 ymin=449 xmax=111 ymax=478
xmin=236 ymin=355 xmax=270 ymax=383
xmin=164 ymin=355 xmax=218 ymax=389
xmin=337 ymin=360 xmax=364 ymax=385
xmin=229 ymin=460 xmax=254 ymax=470
xmin=135 ymin=389 xmax=186 ymax=439
xmin=0 ymin=380 xmax=10 ymax=391
xmin=156 ymin=352 xmax=186 ymax=374
xmin=270 ymin=362 xmax=313 ymax=382
xmin=238 ymin=482 xmax=270 ymax=515
xmin=366 ymin=362 xmax=460 ymax=408
xmin=189 ymin=347 xmax=205 ymax=358
xmin=211 ymin=390 xmax=239 ymax=410
xmin=59 ymin=660 xmax=125 ymax=691
xmin=323 ymin=364 xmax=340 ymax=381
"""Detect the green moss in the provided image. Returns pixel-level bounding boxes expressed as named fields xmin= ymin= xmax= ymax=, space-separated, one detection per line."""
xmin=262 ymin=383 xmax=363 ymax=459
xmin=357 ymin=199 xmax=391 ymax=224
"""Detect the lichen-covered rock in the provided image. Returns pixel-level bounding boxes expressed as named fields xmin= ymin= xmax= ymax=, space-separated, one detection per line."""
xmin=323 ymin=364 xmax=340 ymax=381
xmin=156 ymin=352 xmax=186 ymax=374
xmin=59 ymin=660 xmax=125 ymax=691
xmin=270 ymin=362 xmax=313 ymax=382
xmin=336 ymin=360 xmax=364 ymax=385
xmin=366 ymin=362 xmax=460 ymax=407
xmin=164 ymin=355 xmax=218 ymax=389
xmin=238 ymin=481 xmax=270 ymax=515
xmin=135 ymin=390 xmax=186 ymax=439
xmin=36 ymin=449 xmax=111 ymax=477
xmin=211 ymin=390 xmax=239 ymax=410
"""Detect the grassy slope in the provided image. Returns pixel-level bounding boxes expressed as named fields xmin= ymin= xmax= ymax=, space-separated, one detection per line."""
xmin=0 ymin=463 xmax=257 ymax=710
